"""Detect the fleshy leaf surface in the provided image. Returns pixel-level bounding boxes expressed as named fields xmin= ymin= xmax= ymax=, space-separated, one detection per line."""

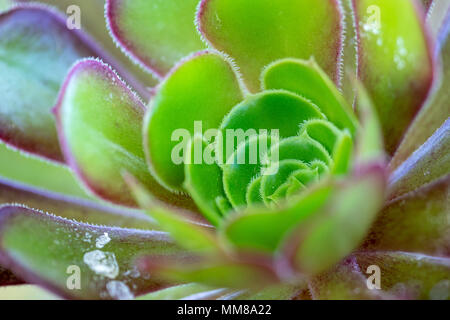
xmin=309 ymin=257 xmax=389 ymax=300
xmin=145 ymin=52 xmax=244 ymax=192
xmin=354 ymin=0 xmax=434 ymax=154
xmin=390 ymin=11 xmax=450 ymax=170
xmin=363 ymin=175 xmax=450 ymax=256
xmin=106 ymin=0 xmax=206 ymax=77
xmin=198 ymin=0 xmax=343 ymax=92
xmin=262 ymin=58 xmax=357 ymax=133
xmin=137 ymin=254 xmax=280 ymax=289
xmin=354 ymin=252 xmax=450 ymax=300
xmin=124 ymin=173 xmax=219 ymax=254
xmin=184 ymin=136 xmax=228 ymax=224
xmin=388 ymin=119 xmax=449 ymax=199
xmin=290 ymin=164 xmax=386 ymax=274
xmin=54 ymin=59 xmax=194 ymax=209
xmin=0 ymin=5 xmax=101 ymax=161
xmin=0 ymin=177 xmax=157 ymax=230
xmin=0 ymin=4 xmax=146 ymax=162
xmin=0 ymin=205 xmax=183 ymax=299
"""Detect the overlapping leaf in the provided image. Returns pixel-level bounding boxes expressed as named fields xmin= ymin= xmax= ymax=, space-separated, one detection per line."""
xmin=0 ymin=205 xmax=184 ymax=299
xmin=198 ymin=0 xmax=344 ymax=92
xmin=54 ymin=58 xmax=195 ymax=209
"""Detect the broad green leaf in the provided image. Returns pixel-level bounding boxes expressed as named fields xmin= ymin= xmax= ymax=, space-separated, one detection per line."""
xmin=0 ymin=5 xmax=96 ymax=162
xmin=220 ymin=90 xmax=325 ymax=146
xmin=43 ymin=0 xmax=157 ymax=90
xmin=354 ymin=0 xmax=433 ymax=154
xmin=363 ymin=175 xmax=449 ymax=256
xmin=262 ymin=59 xmax=357 ymax=133
xmin=354 ymin=252 xmax=450 ymax=300
xmin=222 ymin=182 xmax=333 ymax=253
xmin=0 ymin=5 xmax=146 ymax=162
xmin=22 ymin=0 xmax=158 ymax=92
xmin=0 ymin=205 xmax=183 ymax=299
xmin=198 ymin=0 xmax=344 ymax=92
xmin=309 ymin=257 xmax=389 ymax=300
xmin=124 ymin=173 xmax=219 ymax=254
xmin=292 ymin=164 xmax=386 ymax=274
xmin=0 ymin=177 xmax=158 ymax=230
xmin=184 ymin=136 xmax=228 ymax=224
xmin=390 ymin=13 xmax=450 ymax=170
xmin=388 ymin=119 xmax=449 ymax=199
xmin=106 ymin=0 xmax=205 ymax=77
xmin=145 ymin=52 xmax=244 ymax=192
xmin=54 ymin=59 xmax=193 ymax=209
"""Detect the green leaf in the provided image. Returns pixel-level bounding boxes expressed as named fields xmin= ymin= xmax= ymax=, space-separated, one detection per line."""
xmin=222 ymin=182 xmax=333 ymax=252
xmin=144 ymin=51 xmax=244 ymax=192
xmin=0 ymin=205 xmax=183 ymax=299
xmin=353 ymin=80 xmax=385 ymax=164
xmin=260 ymin=160 xmax=308 ymax=205
xmin=54 ymin=58 xmax=193 ymax=209
xmin=26 ymin=0 xmax=158 ymax=93
xmin=299 ymin=119 xmax=343 ymax=155
xmin=0 ymin=177 xmax=158 ymax=230
xmin=184 ymin=136 xmax=228 ymax=224
xmin=354 ymin=252 xmax=450 ymax=300
xmin=0 ymin=142 xmax=89 ymax=199
xmin=222 ymin=134 xmax=273 ymax=208
xmin=220 ymin=90 xmax=325 ymax=146
xmin=106 ymin=0 xmax=206 ymax=77
xmin=198 ymin=0 xmax=344 ymax=91
xmin=124 ymin=173 xmax=220 ymax=254
xmin=309 ymin=257 xmax=389 ymax=300
xmin=390 ymin=13 xmax=450 ymax=170
xmin=363 ymin=175 xmax=450 ymax=256
xmin=137 ymin=254 xmax=280 ymax=289
xmin=0 ymin=5 xmax=97 ymax=162
xmin=388 ymin=119 xmax=449 ymax=199
xmin=330 ymin=131 xmax=353 ymax=175
xmin=354 ymin=0 xmax=433 ymax=154
xmin=273 ymin=134 xmax=332 ymax=166
xmin=262 ymin=58 xmax=358 ymax=134
xmin=0 ymin=5 xmax=146 ymax=162
xmin=291 ymin=164 xmax=386 ymax=274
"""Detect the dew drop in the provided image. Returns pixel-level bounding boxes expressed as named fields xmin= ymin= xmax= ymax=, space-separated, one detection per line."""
xmin=96 ymin=232 xmax=111 ymax=249
xmin=106 ymin=281 xmax=134 ymax=300
xmin=83 ymin=250 xmax=119 ymax=279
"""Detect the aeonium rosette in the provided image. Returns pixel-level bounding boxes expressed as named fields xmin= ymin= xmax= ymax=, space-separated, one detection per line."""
xmin=0 ymin=0 xmax=448 ymax=300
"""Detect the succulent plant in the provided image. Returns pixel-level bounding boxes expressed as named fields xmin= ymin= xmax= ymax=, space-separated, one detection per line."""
xmin=0 ymin=0 xmax=448 ymax=300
